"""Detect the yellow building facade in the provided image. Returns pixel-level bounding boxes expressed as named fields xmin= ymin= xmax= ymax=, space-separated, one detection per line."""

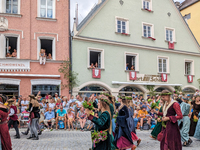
xmin=180 ymin=0 xmax=200 ymax=44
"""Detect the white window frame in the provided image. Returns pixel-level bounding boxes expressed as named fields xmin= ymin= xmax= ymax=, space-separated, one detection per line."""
xmin=3 ymin=34 xmax=20 ymax=59
xmin=37 ymin=0 xmax=56 ymax=19
xmin=142 ymin=0 xmax=152 ymax=10
xmin=142 ymin=22 xmax=154 ymax=38
xmin=88 ymin=47 xmax=104 ymax=69
xmin=125 ymin=52 xmax=139 ymax=71
xmin=37 ymin=36 xmax=56 ymax=60
xmin=165 ymin=27 xmax=176 ymax=42
xmin=2 ymin=0 xmax=21 ymax=14
xmin=115 ymin=16 xmax=129 ymax=34
xmin=157 ymin=56 xmax=169 ymax=73
xmin=184 ymin=59 xmax=194 ymax=75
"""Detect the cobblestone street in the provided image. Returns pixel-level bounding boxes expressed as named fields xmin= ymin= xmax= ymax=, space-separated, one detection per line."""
xmin=10 ymin=129 xmax=200 ymax=150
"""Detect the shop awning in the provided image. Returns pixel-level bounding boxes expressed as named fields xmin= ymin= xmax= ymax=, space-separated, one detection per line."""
xmin=112 ymin=81 xmax=182 ymax=86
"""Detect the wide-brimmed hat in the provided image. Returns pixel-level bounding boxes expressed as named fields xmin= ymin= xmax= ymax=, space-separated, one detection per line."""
xmin=160 ymin=90 xmax=172 ymax=96
xmin=0 ymin=95 xmax=7 ymax=103
xmin=7 ymin=99 xmax=15 ymax=103
xmin=29 ymin=94 xmax=35 ymax=99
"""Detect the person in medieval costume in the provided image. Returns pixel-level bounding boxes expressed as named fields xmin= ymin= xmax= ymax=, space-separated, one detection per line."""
xmin=189 ymin=95 xmax=200 ymax=136
xmin=7 ymin=99 xmax=20 ymax=139
xmin=154 ymin=90 xmax=183 ymax=150
xmin=85 ymin=96 xmax=112 ymax=150
xmin=150 ymin=99 xmax=164 ymax=140
xmin=27 ymin=94 xmax=40 ymax=140
xmin=127 ymin=96 xmax=141 ymax=148
xmin=114 ymin=96 xmax=135 ymax=150
xmin=0 ymin=95 xmax=12 ymax=150
xmin=177 ymin=97 xmax=193 ymax=146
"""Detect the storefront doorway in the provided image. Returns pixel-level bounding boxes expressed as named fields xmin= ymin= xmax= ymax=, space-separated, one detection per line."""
xmin=0 ymin=84 xmax=19 ymax=98
xmin=32 ymin=85 xmax=60 ymax=97
xmin=119 ymin=86 xmax=143 ymax=96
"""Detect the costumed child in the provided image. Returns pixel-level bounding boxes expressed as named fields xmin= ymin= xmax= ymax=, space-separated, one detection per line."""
xmin=84 ymin=96 xmax=112 ymax=150
xmin=7 ymin=99 xmax=20 ymax=139
xmin=126 ymin=96 xmax=141 ymax=148
xmin=0 ymin=95 xmax=12 ymax=150
xmin=177 ymin=97 xmax=193 ymax=146
xmin=154 ymin=90 xmax=183 ymax=150
xmin=114 ymin=96 xmax=135 ymax=150
xmin=27 ymin=94 xmax=40 ymax=140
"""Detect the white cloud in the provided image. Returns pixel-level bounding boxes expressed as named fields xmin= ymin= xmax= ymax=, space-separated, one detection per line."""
xmin=70 ymin=0 xmax=185 ymax=29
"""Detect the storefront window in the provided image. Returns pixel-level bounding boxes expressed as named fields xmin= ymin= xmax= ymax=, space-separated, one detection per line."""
xmin=79 ymin=85 xmax=109 ymax=97
xmin=183 ymin=88 xmax=195 ymax=94
xmin=119 ymin=86 xmax=143 ymax=96
xmin=0 ymin=84 xmax=19 ymax=98
xmin=32 ymin=85 xmax=59 ymax=97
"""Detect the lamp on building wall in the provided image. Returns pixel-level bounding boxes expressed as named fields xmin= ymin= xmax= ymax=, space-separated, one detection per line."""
xmin=167 ymin=12 xmax=171 ymax=17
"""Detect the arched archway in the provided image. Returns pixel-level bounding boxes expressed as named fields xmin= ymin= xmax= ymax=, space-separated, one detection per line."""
xmin=119 ymin=85 xmax=145 ymax=96
xmin=154 ymin=86 xmax=174 ymax=94
xmin=183 ymin=87 xmax=196 ymax=94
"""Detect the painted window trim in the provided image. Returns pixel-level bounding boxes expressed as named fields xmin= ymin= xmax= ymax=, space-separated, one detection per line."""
xmin=37 ymin=0 xmax=56 ymax=19
xmin=37 ymin=36 xmax=56 ymax=60
xmin=125 ymin=52 xmax=139 ymax=71
xmin=87 ymin=47 xmax=105 ymax=69
xmin=3 ymin=33 xmax=20 ymax=59
xmin=184 ymin=59 xmax=194 ymax=76
xmin=1 ymin=0 xmax=21 ymax=14
xmin=142 ymin=22 xmax=154 ymax=38
xmin=142 ymin=0 xmax=153 ymax=11
xmin=115 ymin=16 xmax=130 ymax=34
xmin=165 ymin=27 xmax=176 ymax=42
xmin=157 ymin=56 xmax=170 ymax=74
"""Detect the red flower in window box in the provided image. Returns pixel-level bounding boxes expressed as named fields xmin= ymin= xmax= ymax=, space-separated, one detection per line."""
xmin=122 ymin=33 xmax=129 ymax=36
xmin=148 ymin=37 xmax=156 ymax=40
xmin=145 ymin=8 xmax=151 ymax=12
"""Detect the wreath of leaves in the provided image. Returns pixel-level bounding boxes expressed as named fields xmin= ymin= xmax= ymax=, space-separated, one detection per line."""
xmin=159 ymin=92 xmax=172 ymax=96
xmin=99 ymin=98 xmax=110 ymax=105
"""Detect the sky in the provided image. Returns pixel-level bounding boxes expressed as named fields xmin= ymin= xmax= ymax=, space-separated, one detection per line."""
xmin=70 ymin=0 xmax=185 ymax=29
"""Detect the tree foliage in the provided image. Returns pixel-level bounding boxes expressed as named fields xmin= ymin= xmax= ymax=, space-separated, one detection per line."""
xmin=58 ymin=60 xmax=79 ymax=93
xmin=146 ymin=85 xmax=156 ymax=97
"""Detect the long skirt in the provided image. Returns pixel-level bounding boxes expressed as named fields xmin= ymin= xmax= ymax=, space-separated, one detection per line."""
xmin=151 ymin=122 xmax=162 ymax=139
xmin=194 ymin=118 xmax=200 ymax=140
xmin=116 ymin=136 xmax=133 ymax=150
xmin=0 ymin=123 xmax=12 ymax=150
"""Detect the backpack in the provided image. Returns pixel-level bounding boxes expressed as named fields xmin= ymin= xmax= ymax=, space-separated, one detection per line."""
xmin=58 ymin=120 xmax=64 ymax=129
xmin=143 ymin=123 xmax=150 ymax=130
xmin=126 ymin=107 xmax=135 ymax=132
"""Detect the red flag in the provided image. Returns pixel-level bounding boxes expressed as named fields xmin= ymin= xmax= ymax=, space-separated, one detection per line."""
xmin=187 ymin=75 xmax=193 ymax=83
xmin=129 ymin=72 xmax=137 ymax=80
xmin=92 ymin=69 xmax=101 ymax=79
xmin=168 ymin=41 xmax=174 ymax=50
xmin=161 ymin=74 xmax=167 ymax=82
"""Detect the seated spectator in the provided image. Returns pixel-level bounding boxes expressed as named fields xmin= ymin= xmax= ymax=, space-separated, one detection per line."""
xmin=47 ymin=53 xmax=52 ymax=59
xmin=44 ymin=108 xmax=55 ymax=130
xmin=48 ymin=99 xmax=56 ymax=111
xmin=69 ymin=101 xmax=75 ymax=114
xmin=67 ymin=109 xmax=75 ymax=131
xmin=146 ymin=99 xmax=152 ymax=113
xmin=6 ymin=52 xmax=12 ymax=57
xmin=40 ymin=99 xmax=47 ymax=112
xmin=90 ymin=63 xmax=95 ymax=69
xmin=138 ymin=105 xmax=151 ymax=130
xmin=133 ymin=106 xmax=140 ymax=129
xmin=12 ymin=49 xmax=17 ymax=57
xmin=39 ymin=49 xmax=46 ymax=65
xmin=54 ymin=93 xmax=60 ymax=103
xmin=63 ymin=97 xmax=69 ymax=112
xmin=77 ymin=107 xmax=86 ymax=131
xmin=56 ymin=106 xmax=67 ymax=130
xmin=56 ymin=98 xmax=63 ymax=111
xmin=21 ymin=97 xmax=29 ymax=112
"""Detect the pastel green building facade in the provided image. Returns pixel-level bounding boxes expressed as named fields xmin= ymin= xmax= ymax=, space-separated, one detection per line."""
xmin=72 ymin=0 xmax=200 ymax=98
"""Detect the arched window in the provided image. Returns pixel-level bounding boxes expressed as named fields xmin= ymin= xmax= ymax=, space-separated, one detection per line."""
xmin=119 ymin=86 xmax=143 ymax=96
xmin=183 ymin=88 xmax=195 ymax=94
xmin=155 ymin=87 xmax=172 ymax=93
xmin=79 ymin=85 xmax=109 ymax=97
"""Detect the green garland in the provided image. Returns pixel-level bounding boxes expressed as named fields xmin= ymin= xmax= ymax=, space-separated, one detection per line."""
xmin=151 ymin=103 xmax=157 ymax=109
xmin=99 ymin=98 xmax=110 ymax=105
xmin=82 ymin=101 xmax=94 ymax=110
xmin=159 ymin=92 xmax=172 ymax=96
xmin=161 ymin=121 xmax=167 ymax=128
xmin=101 ymin=92 xmax=112 ymax=98
xmin=125 ymin=96 xmax=132 ymax=100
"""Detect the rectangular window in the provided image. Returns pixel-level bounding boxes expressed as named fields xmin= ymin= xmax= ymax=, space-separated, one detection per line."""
xmin=40 ymin=39 xmax=53 ymax=59
xmin=40 ymin=0 xmax=53 ymax=18
xmin=6 ymin=0 xmax=18 ymax=14
xmin=185 ymin=62 xmax=191 ymax=75
xmin=126 ymin=55 xmax=136 ymax=70
xmin=117 ymin=20 xmax=126 ymax=33
xmin=143 ymin=0 xmax=150 ymax=9
xmin=5 ymin=36 xmax=18 ymax=58
xmin=158 ymin=58 xmax=167 ymax=73
xmin=89 ymin=51 xmax=101 ymax=68
xmin=166 ymin=29 xmax=173 ymax=42
xmin=143 ymin=25 xmax=151 ymax=37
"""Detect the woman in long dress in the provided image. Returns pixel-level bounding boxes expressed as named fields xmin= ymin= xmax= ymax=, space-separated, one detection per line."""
xmin=114 ymin=96 xmax=135 ymax=150
xmin=154 ymin=90 xmax=183 ymax=150
xmin=0 ymin=95 xmax=12 ymax=150
xmin=85 ymin=96 xmax=112 ymax=150
xmin=189 ymin=95 xmax=200 ymax=136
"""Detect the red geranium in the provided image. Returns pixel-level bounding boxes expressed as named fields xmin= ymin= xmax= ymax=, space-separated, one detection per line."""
xmin=89 ymin=103 xmax=91 ymax=106
xmin=100 ymin=131 xmax=102 ymax=133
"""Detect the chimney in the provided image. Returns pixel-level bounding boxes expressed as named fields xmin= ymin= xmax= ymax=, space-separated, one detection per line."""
xmin=175 ymin=1 xmax=181 ymax=9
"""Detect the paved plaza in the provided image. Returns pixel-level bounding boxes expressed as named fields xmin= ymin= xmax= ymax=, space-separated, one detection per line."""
xmin=10 ymin=129 xmax=200 ymax=150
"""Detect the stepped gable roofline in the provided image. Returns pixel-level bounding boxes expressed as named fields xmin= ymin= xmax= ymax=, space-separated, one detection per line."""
xmin=77 ymin=0 xmax=107 ymax=31
xmin=179 ymin=0 xmax=199 ymax=10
